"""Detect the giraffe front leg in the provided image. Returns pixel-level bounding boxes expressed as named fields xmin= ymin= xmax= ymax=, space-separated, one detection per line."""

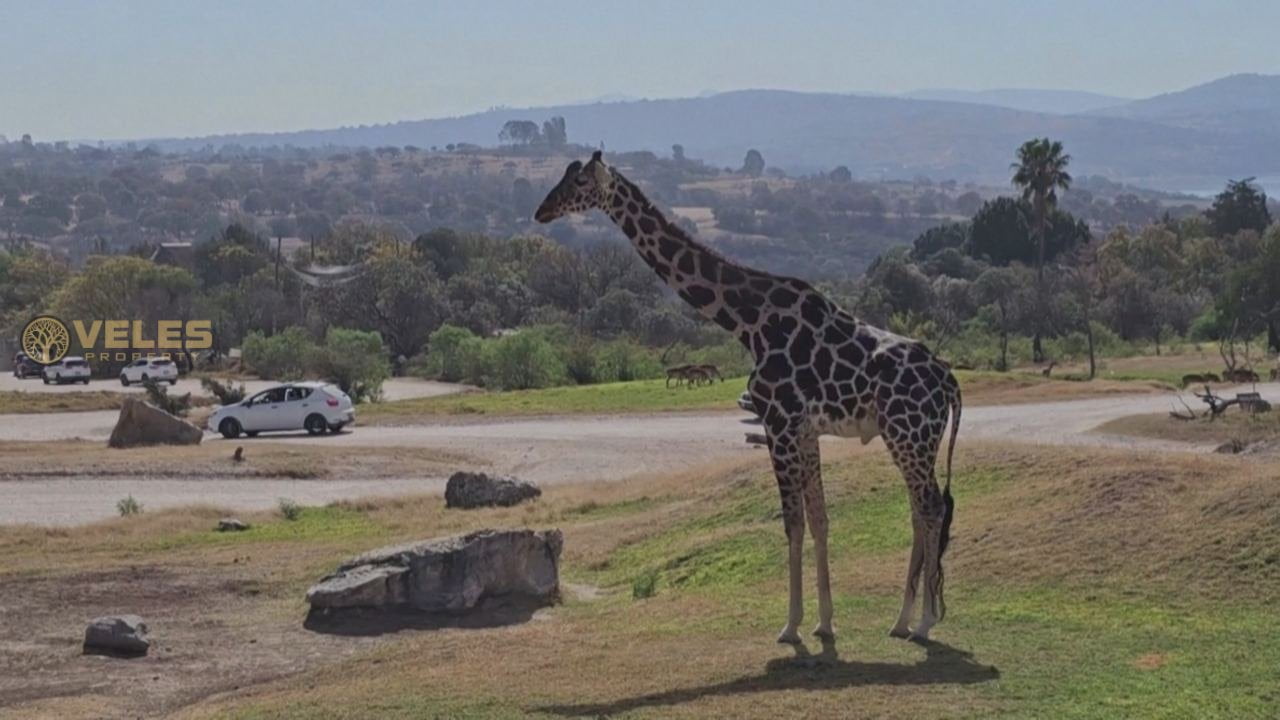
xmin=769 ymin=429 xmax=807 ymax=645
xmin=890 ymin=514 xmax=924 ymax=639
xmin=801 ymin=449 xmax=834 ymax=640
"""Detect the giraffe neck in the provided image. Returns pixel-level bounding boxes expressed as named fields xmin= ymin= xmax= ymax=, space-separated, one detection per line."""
xmin=604 ymin=170 xmax=794 ymax=346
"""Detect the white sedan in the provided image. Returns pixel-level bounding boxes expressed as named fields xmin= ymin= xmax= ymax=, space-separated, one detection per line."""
xmin=43 ymin=357 xmax=92 ymax=384
xmin=120 ymin=357 xmax=179 ymax=386
xmin=207 ymin=382 xmax=355 ymax=439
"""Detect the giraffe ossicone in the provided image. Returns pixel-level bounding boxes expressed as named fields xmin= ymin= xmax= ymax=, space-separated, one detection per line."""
xmin=536 ymin=153 xmax=963 ymax=644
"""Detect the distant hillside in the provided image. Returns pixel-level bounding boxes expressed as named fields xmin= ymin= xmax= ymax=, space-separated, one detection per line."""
xmin=142 ymin=80 xmax=1280 ymax=191
xmin=901 ymin=88 xmax=1130 ymax=114
xmin=1090 ymin=73 xmax=1280 ymax=135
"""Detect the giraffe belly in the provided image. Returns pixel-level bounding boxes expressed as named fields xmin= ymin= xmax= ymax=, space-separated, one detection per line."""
xmin=813 ymin=409 xmax=881 ymax=445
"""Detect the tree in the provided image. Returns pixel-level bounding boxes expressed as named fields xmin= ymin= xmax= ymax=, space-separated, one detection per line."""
xmin=1012 ymin=138 xmax=1072 ymax=362
xmin=541 ymin=116 xmax=568 ymax=147
xmin=499 ymin=120 xmax=541 ymax=146
xmin=829 ymin=166 xmax=853 ymax=183
xmin=672 ymin=144 xmax=686 ymax=162
xmin=973 ymin=266 xmax=1031 ymax=371
xmin=741 ymin=149 xmax=765 ymax=178
xmin=1205 ymin=178 xmax=1271 ymax=237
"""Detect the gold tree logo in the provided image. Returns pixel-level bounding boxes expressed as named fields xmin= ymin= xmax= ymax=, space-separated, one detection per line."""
xmin=21 ymin=315 xmax=71 ymax=365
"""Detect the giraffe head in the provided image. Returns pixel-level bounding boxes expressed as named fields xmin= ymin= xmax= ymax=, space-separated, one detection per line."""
xmin=534 ymin=151 xmax=615 ymax=223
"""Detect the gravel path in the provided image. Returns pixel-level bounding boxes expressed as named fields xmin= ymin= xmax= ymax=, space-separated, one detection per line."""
xmin=2 ymin=383 xmax=1276 ymax=526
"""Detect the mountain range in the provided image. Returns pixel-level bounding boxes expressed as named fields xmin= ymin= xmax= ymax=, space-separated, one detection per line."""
xmin=143 ymin=74 xmax=1280 ymax=193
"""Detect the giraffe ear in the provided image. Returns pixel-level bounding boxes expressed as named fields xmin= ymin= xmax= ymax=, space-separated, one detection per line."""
xmin=591 ymin=150 xmax=603 ymax=163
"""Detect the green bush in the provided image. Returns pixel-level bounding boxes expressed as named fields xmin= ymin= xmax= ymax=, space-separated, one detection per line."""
xmin=423 ymin=324 xmax=485 ymax=383
xmin=142 ymin=378 xmax=192 ymax=416
xmin=562 ymin=336 xmax=601 ymax=385
xmin=278 ymin=497 xmax=302 ymax=521
xmin=200 ymin=376 xmax=246 ymax=405
xmin=242 ymin=327 xmax=314 ymax=380
xmin=594 ymin=338 xmax=663 ymax=382
xmin=310 ymin=328 xmax=389 ymax=404
xmin=632 ymin=569 xmax=658 ymax=599
xmin=488 ymin=332 xmax=566 ymax=390
xmin=116 ymin=495 xmax=143 ymax=516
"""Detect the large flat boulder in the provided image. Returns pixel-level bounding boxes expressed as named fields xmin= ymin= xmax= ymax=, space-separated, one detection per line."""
xmin=307 ymin=529 xmax=562 ymax=613
xmin=445 ymin=471 xmax=541 ymax=509
xmin=108 ymin=397 xmax=203 ymax=448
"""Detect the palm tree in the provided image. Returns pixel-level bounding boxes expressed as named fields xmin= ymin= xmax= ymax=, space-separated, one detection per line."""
xmin=1012 ymin=138 xmax=1072 ymax=362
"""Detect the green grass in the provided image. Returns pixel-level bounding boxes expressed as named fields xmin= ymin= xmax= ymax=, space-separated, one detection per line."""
xmin=364 ymin=376 xmax=747 ymax=419
xmin=140 ymin=505 xmax=381 ymax=553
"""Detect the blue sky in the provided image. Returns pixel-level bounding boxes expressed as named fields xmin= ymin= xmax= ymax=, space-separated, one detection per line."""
xmin=2 ymin=0 xmax=1278 ymax=142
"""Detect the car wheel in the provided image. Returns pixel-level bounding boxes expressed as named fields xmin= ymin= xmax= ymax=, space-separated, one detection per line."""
xmin=219 ymin=418 xmax=242 ymax=439
xmin=82 ymin=378 xmax=90 ymax=385
xmin=141 ymin=374 xmax=149 ymax=382
xmin=169 ymin=379 xmax=177 ymax=385
xmin=328 ymin=422 xmax=346 ymax=433
xmin=245 ymin=431 xmax=260 ymax=438
xmin=42 ymin=376 xmax=49 ymax=385
xmin=305 ymin=414 xmax=328 ymax=436
xmin=120 ymin=376 xmax=130 ymax=386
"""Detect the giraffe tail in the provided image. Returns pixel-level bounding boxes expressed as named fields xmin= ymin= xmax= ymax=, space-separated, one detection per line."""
xmin=936 ymin=384 xmax=961 ymax=622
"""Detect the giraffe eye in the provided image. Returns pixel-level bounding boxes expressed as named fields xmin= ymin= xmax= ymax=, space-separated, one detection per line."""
xmin=574 ymin=176 xmax=588 ymax=186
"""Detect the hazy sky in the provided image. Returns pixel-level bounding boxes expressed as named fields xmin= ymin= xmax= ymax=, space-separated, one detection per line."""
xmin=2 ymin=0 xmax=1278 ymax=142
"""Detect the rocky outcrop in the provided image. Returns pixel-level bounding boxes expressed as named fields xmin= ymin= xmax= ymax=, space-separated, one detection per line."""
xmin=83 ymin=615 xmax=150 ymax=657
xmin=108 ymin=397 xmax=203 ymax=449
xmin=444 ymin=472 xmax=541 ymax=509
xmin=306 ymin=529 xmax=562 ymax=613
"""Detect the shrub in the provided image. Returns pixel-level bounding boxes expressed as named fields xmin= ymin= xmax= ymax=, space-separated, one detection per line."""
xmin=200 ymin=376 xmax=246 ymax=405
xmin=423 ymin=324 xmax=485 ymax=383
xmin=594 ymin=338 xmax=663 ymax=382
xmin=632 ymin=569 xmax=658 ymax=599
xmin=487 ymin=332 xmax=566 ymax=390
xmin=242 ymin=327 xmax=313 ymax=380
xmin=116 ymin=495 xmax=143 ymax=516
xmin=277 ymin=498 xmax=302 ymax=521
xmin=310 ymin=328 xmax=390 ymax=404
xmin=142 ymin=378 xmax=192 ymax=416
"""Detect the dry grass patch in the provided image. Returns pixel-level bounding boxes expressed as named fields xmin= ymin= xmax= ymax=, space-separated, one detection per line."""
xmin=1096 ymin=411 xmax=1280 ymax=448
xmin=0 ymin=390 xmax=126 ymax=414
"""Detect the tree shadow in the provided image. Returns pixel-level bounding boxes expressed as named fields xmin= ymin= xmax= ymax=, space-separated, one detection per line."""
xmin=535 ymin=638 xmax=999 ymax=717
xmin=303 ymin=595 xmax=549 ymax=637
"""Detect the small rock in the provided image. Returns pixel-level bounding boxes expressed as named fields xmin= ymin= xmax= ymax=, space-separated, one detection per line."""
xmin=217 ymin=518 xmax=250 ymax=532
xmin=84 ymin=615 xmax=150 ymax=657
xmin=444 ymin=472 xmax=541 ymax=509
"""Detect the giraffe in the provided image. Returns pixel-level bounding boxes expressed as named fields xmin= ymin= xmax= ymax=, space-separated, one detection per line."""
xmin=535 ymin=152 xmax=962 ymax=643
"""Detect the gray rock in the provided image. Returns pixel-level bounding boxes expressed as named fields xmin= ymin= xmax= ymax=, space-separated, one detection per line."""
xmin=444 ymin=472 xmax=541 ymax=509
xmin=307 ymin=528 xmax=562 ymax=612
xmin=217 ymin=518 xmax=250 ymax=532
xmin=108 ymin=397 xmax=203 ymax=449
xmin=83 ymin=615 xmax=150 ymax=657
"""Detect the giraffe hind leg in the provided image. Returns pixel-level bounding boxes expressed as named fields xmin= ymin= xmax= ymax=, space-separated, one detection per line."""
xmin=800 ymin=446 xmax=834 ymax=640
xmin=889 ymin=514 xmax=924 ymax=638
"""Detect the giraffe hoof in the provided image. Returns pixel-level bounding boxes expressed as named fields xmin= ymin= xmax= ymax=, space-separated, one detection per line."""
xmin=812 ymin=626 xmax=835 ymax=641
xmin=888 ymin=626 xmax=912 ymax=639
xmin=907 ymin=631 xmax=932 ymax=644
xmin=777 ymin=629 xmax=803 ymax=645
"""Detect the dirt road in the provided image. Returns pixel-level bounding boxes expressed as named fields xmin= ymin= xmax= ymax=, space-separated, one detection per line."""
xmin=2 ymin=383 xmax=1276 ymax=525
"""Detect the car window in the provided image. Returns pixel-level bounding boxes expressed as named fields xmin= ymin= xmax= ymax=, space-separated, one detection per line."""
xmin=286 ymin=387 xmax=313 ymax=402
xmin=151 ymin=359 xmax=173 ymax=366
xmin=264 ymin=387 xmax=287 ymax=403
xmin=133 ymin=359 xmax=148 ymax=367
xmin=66 ymin=360 xmax=88 ymax=368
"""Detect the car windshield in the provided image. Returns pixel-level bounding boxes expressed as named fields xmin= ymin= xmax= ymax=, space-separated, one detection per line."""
xmin=150 ymin=359 xmax=173 ymax=366
xmin=65 ymin=360 xmax=88 ymax=368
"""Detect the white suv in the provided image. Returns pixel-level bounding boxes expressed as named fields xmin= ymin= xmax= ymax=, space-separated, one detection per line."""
xmin=207 ymin=382 xmax=355 ymax=439
xmin=43 ymin=357 xmax=92 ymax=385
xmin=120 ymin=357 xmax=179 ymax=386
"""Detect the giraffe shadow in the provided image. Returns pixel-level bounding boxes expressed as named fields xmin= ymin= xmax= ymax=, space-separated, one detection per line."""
xmin=533 ymin=638 xmax=999 ymax=717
